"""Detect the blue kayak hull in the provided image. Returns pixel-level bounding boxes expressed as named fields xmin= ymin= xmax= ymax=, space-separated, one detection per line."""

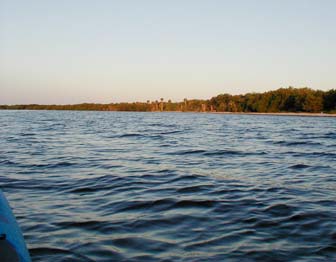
xmin=0 ymin=191 xmax=31 ymax=262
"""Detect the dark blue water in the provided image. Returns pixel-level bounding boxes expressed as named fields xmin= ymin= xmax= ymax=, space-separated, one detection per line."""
xmin=0 ymin=111 xmax=335 ymax=261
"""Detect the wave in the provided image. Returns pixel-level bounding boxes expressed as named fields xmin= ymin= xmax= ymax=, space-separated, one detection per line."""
xmin=30 ymin=247 xmax=101 ymax=262
xmin=118 ymin=133 xmax=144 ymax=138
xmin=289 ymin=164 xmax=311 ymax=169
xmin=263 ymin=203 xmax=296 ymax=216
xmin=167 ymin=149 xmax=206 ymax=156
xmin=273 ymin=140 xmax=322 ymax=146
xmin=175 ymin=184 xmax=212 ymax=193
xmin=1 ymin=111 xmax=335 ymax=262
xmin=167 ymin=149 xmax=266 ymax=157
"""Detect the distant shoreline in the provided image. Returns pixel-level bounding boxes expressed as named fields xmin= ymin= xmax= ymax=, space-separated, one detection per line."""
xmin=1 ymin=108 xmax=336 ymax=117
xmin=208 ymin=112 xmax=336 ymax=117
xmin=1 ymin=87 xmax=336 ymax=114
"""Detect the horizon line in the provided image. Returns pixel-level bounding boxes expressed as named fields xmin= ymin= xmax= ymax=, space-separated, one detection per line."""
xmin=1 ymin=86 xmax=331 ymax=106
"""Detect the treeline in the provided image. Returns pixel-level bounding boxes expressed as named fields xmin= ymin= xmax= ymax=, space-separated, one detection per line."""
xmin=1 ymin=87 xmax=336 ymax=113
xmin=209 ymin=87 xmax=336 ymax=113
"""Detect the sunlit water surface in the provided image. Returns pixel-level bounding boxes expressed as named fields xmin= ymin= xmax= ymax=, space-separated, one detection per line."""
xmin=0 ymin=111 xmax=335 ymax=261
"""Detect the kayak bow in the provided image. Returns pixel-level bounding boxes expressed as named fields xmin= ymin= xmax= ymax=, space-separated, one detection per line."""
xmin=0 ymin=191 xmax=31 ymax=262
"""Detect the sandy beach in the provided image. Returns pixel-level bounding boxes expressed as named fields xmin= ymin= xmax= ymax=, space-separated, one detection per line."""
xmin=209 ymin=112 xmax=336 ymax=117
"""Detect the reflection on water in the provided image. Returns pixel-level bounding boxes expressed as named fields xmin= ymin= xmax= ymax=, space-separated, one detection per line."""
xmin=0 ymin=111 xmax=335 ymax=261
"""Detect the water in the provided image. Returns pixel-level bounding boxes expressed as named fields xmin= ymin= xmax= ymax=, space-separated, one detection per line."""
xmin=0 ymin=111 xmax=335 ymax=262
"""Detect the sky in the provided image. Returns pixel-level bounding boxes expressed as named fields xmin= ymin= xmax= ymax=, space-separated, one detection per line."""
xmin=1 ymin=0 xmax=336 ymax=104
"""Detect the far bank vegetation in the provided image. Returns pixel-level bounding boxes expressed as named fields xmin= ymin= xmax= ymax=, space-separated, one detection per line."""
xmin=1 ymin=87 xmax=336 ymax=113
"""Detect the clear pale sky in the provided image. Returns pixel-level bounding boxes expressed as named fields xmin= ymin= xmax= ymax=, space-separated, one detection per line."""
xmin=1 ymin=0 xmax=335 ymax=104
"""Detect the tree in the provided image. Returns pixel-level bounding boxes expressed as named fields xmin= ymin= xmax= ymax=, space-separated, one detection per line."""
xmin=324 ymin=89 xmax=336 ymax=112
xmin=160 ymin=98 xmax=164 ymax=111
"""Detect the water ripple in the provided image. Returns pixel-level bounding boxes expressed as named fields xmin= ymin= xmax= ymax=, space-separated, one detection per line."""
xmin=0 ymin=111 xmax=335 ymax=261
